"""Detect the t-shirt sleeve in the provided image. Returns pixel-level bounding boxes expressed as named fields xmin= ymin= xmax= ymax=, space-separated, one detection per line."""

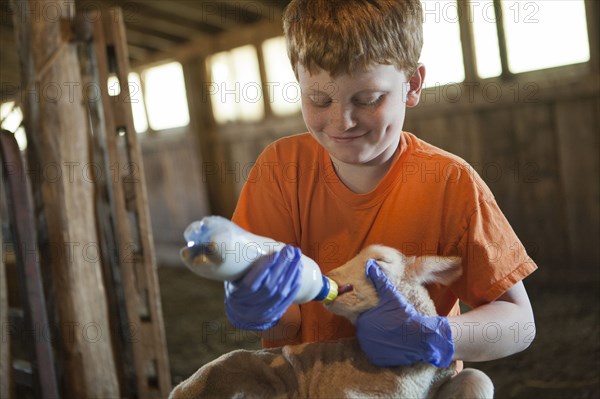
xmin=450 ymin=173 xmax=538 ymax=308
xmin=231 ymin=144 xmax=299 ymax=246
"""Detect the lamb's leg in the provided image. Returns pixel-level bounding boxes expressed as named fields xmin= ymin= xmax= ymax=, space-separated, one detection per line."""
xmin=433 ymin=368 xmax=494 ymax=399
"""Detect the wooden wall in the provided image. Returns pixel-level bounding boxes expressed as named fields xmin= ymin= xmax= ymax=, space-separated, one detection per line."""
xmin=404 ymin=71 xmax=600 ymax=280
xmin=143 ymin=64 xmax=599 ymax=283
xmin=139 ymin=129 xmax=210 ymax=264
xmin=135 ymin=11 xmax=599 ymax=280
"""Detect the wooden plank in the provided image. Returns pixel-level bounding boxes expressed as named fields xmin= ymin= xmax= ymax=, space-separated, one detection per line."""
xmin=181 ymin=57 xmax=220 ymax=216
xmin=408 ymin=70 xmax=599 ymax=118
xmin=1 ymin=130 xmax=60 ymax=399
xmin=585 ymin=0 xmax=599 ymax=74
xmin=406 ymin=111 xmax=481 ymax=180
xmin=513 ymin=104 xmax=568 ymax=269
xmin=0 ymin=182 xmax=8 ymax=399
xmin=127 ymin=0 xmax=233 ymax=31
xmin=112 ymin=0 xmax=214 ymax=38
xmin=141 ymin=139 xmax=212 ymax=243
xmin=475 ymin=108 xmax=524 ymax=234
xmin=413 ymin=113 xmax=446 ymax=150
xmin=255 ymin=42 xmax=273 ymax=119
xmin=457 ymin=0 xmax=476 ymax=82
xmin=444 ymin=112 xmax=481 ymax=166
xmin=229 ymin=139 xmax=256 ymax=198
xmin=403 ymin=112 xmax=421 ymax=138
xmin=133 ymin=17 xmax=283 ymax=68
xmin=210 ymin=140 xmax=238 ymax=217
xmin=98 ymin=7 xmax=172 ymax=397
xmin=124 ymin=28 xmax=182 ymax=53
xmin=555 ymin=97 xmax=600 ymax=272
xmin=457 ymin=112 xmax=482 ymax=168
xmin=89 ymin=7 xmax=158 ymax=399
xmin=75 ymin=12 xmax=138 ymax=397
xmin=492 ymin=0 xmax=512 ymax=79
xmin=12 ymin=1 xmax=120 ymax=397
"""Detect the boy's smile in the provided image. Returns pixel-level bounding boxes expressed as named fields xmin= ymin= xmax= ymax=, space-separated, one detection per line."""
xmin=298 ymin=63 xmax=424 ymax=173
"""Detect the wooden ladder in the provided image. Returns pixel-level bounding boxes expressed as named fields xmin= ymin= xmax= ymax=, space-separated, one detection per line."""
xmin=0 ymin=129 xmax=60 ymax=399
xmin=75 ymin=7 xmax=171 ymax=399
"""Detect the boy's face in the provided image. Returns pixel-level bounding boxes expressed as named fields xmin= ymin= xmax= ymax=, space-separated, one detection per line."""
xmin=298 ymin=64 xmax=423 ymax=167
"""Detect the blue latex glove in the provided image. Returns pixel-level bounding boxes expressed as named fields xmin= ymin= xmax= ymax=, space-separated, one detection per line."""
xmin=356 ymin=259 xmax=454 ymax=368
xmin=224 ymin=245 xmax=302 ymax=331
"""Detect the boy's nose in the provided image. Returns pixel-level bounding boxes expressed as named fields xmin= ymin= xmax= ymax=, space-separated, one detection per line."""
xmin=330 ymin=105 xmax=357 ymax=133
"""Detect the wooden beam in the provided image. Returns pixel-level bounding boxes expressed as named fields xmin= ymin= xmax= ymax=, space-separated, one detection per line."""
xmin=128 ymin=0 xmax=233 ymax=31
xmin=457 ymin=0 xmax=477 ymax=82
xmin=0 ymin=186 xmax=8 ymax=399
xmin=124 ymin=1 xmax=218 ymax=37
xmin=127 ymin=43 xmax=152 ymax=62
xmin=11 ymin=0 xmax=120 ymax=397
xmin=585 ymin=0 xmax=599 ymax=74
xmin=492 ymin=0 xmax=513 ymax=79
xmin=207 ymin=0 xmax=283 ymax=21
xmin=132 ymin=17 xmax=283 ymax=69
xmin=255 ymin=40 xmax=273 ymax=119
xmin=125 ymin=28 xmax=182 ymax=53
xmin=1 ymin=129 xmax=61 ymax=398
xmin=92 ymin=7 xmax=172 ymax=397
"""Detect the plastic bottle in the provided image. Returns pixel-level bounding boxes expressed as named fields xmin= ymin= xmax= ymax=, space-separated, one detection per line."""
xmin=180 ymin=216 xmax=338 ymax=304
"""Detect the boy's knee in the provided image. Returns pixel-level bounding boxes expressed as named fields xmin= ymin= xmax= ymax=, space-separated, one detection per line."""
xmin=436 ymin=368 xmax=494 ymax=399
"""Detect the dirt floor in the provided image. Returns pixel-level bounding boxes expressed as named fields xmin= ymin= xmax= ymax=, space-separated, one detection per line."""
xmin=158 ymin=265 xmax=600 ymax=398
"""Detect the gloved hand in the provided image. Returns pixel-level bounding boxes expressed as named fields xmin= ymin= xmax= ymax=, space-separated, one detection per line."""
xmin=356 ymin=259 xmax=454 ymax=368
xmin=224 ymin=245 xmax=302 ymax=331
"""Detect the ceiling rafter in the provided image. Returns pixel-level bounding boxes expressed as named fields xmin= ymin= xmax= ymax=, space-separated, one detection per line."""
xmin=129 ymin=0 xmax=238 ymax=32
xmin=0 ymin=0 xmax=289 ymax=99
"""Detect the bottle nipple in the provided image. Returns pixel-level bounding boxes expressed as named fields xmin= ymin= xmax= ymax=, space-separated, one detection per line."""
xmin=313 ymin=276 xmax=339 ymax=304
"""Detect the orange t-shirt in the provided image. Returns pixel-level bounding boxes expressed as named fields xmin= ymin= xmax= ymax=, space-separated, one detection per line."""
xmin=232 ymin=131 xmax=537 ymax=347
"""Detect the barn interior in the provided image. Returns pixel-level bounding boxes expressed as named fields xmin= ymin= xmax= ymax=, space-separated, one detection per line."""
xmin=0 ymin=0 xmax=598 ymax=398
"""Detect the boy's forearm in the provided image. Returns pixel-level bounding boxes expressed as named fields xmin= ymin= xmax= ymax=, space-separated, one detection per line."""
xmin=257 ymin=304 xmax=302 ymax=342
xmin=448 ymin=282 xmax=536 ymax=362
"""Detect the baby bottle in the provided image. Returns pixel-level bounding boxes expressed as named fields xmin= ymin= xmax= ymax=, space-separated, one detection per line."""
xmin=180 ymin=216 xmax=338 ymax=304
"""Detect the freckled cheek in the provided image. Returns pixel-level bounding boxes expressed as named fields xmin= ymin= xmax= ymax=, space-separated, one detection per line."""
xmin=303 ymin=109 xmax=328 ymax=132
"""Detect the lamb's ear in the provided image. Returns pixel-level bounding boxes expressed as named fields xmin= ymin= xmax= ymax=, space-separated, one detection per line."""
xmin=365 ymin=246 xmax=408 ymax=284
xmin=407 ymin=256 xmax=462 ymax=286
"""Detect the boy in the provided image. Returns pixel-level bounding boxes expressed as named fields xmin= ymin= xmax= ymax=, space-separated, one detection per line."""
xmin=225 ymin=0 xmax=536 ymax=373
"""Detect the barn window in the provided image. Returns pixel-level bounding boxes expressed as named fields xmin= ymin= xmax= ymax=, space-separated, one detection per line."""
xmin=261 ymin=36 xmax=301 ymax=116
xmin=207 ymin=45 xmax=264 ymax=124
xmin=107 ymin=74 xmax=121 ymax=96
xmin=420 ymin=0 xmax=465 ymax=87
xmin=142 ymin=61 xmax=190 ymax=131
xmin=128 ymin=72 xmax=149 ymax=133
xmin=0 ymin=102 xmax=27 ymax=150
xmin=470 ymin=0 xmax=503 ymax=78
xmin=468 ymin=0 xmax=591 ymax=78
xmin=500 ymin=0 xmax=590 ymax=73
xmin=108 ymin=72 xmax=150 ymax=133
xmin=418 ymin=0 xmax=592 ymax=84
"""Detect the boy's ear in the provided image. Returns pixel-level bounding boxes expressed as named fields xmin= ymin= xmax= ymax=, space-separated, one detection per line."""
xmin=407 ymin=256 xmax=462 ymax=287
xmin=406 ymin=63 xmax=426 ymax=108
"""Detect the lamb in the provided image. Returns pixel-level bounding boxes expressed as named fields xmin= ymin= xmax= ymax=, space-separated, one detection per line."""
xmin=170 ymin=245 xmax=494 ymax=399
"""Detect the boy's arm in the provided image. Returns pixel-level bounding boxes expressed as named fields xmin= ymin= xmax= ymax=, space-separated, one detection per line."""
xmin=449 ymin=280 xmax=536 ymax=362
xmin=356 ymin=263 xmax=535 ymax=367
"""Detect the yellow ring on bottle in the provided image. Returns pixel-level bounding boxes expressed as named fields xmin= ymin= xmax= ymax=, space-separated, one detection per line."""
xmin=321 ymin=277 xmax=338 ymax=304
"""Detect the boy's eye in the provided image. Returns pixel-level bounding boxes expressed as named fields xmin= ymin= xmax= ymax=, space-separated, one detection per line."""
xmin=308 ymin=95 xmax=332 ymax=107
xmin=355 ymin=95 xmax=385 ymax=106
